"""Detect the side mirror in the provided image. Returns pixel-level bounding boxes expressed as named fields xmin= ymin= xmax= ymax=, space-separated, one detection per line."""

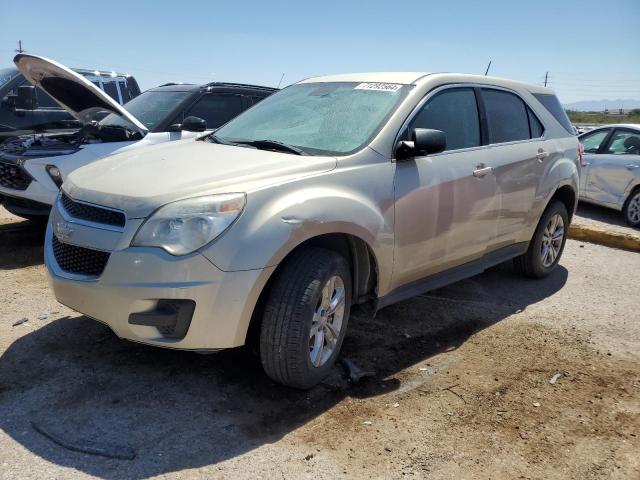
xmin=395 ymin=128 xmax=446 ymax=160
xmin=180 ymin=116 xmax=207 ymax=132
xmin=15 ymin=85 xmax=38 ymax=110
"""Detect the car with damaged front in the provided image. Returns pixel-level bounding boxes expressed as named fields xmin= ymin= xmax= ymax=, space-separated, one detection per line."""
xmin=46 ymin=72 xmax=580 ymax=389
xmin=0 ymin=54 xmax=276 ymax=220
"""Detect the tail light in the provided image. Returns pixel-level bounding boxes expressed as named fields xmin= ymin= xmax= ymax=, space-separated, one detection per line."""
xmin=578 ymin=143 xmax=586 ymax=167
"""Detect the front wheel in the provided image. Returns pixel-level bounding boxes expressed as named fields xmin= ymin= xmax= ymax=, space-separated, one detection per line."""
xmin=259 ymin=247 xmax=351 ymax=389
xmin=514 ymin=200 xmax=569 ymax=278
xmin=623 ymin=189 xmax=640 ymax=228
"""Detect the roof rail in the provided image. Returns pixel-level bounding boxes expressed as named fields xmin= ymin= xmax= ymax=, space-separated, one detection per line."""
xmin=203 ymin=82 xmax=279 ymax=91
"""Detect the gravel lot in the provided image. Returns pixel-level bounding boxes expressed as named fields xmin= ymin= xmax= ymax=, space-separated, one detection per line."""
xmin=0 ymin=206 xmax=639 ymax=479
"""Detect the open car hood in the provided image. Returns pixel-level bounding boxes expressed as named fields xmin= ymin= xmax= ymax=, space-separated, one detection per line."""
xmin=14 ymin=53 xmax=147 ymax=136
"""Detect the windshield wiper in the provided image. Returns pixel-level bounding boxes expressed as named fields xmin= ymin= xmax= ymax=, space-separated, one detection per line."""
xmin=241 ymin=139 xmax=307 ymax=156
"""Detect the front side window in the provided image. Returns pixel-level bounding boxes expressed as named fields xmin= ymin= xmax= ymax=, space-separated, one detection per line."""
xmin=410 ymin=87 xmax=481 ymax=151
xmin=185 ymin=94 xmax=243 ymax=129
xmin=580 ymin=129 xmax=611 ymax=153
xmin=213 ymin=82 xmax=410 ymax=155
xmin=99 ymin=90 xmax=190 ymax=130
xmin=483 ymin=89 xmax=530 ymax=143
xmin=604 ymin=129 xmax=640 ymax=155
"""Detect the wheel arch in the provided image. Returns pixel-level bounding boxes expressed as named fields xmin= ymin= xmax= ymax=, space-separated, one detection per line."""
xmin=244 ymin=232 xmax=379 ymax=349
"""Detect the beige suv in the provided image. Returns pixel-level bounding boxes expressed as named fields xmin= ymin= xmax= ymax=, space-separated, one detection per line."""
xmin=45 ymin=72 xmax=580 ymax=388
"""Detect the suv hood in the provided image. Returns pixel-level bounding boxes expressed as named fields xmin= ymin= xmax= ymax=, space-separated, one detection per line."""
xmin=14 ymin=53 xmax=147 ymax=136
xmin=64 ymin=140 xmax=337 ymax=218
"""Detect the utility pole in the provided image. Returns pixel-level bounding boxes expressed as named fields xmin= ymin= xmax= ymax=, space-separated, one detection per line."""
xmin=484 ymin=61 xmax=492 ymax=76
xmin=16 ymin=40 xmax=24 ymax=53
xmin=544 ymin=71 xmax=548 ymax=87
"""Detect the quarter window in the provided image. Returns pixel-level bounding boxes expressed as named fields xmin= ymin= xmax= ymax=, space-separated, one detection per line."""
xmin=410 ymin=88 xmax=481 ymax=151
xmin=482 ymin=89 xmax=530 ymax=143
xmin=185 ymin=94 xmax=243 ymax=129
xmin=580 ymin=129 xmax=610 ymax=153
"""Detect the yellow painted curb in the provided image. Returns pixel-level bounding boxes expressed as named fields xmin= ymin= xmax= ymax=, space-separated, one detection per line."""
xmin=569 ymin=224 xmax=640 ymax=253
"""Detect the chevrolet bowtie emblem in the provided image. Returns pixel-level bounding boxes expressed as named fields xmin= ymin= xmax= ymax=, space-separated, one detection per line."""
xmin=54 ymin=221 xmax=74 ymax=241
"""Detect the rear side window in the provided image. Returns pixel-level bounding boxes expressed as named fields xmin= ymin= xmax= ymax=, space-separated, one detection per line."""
xmin=533 ymin=93 xmax=573 ymax=134
xmin=482 ymin=89 xmax=530 ymax=143
xmin=186 ymin=94 xmax=243 ymax=129
xmin=527 ymin=108 xmax=544 ymax=138
xmin=410 ymin=88 xmax=480 ymax=151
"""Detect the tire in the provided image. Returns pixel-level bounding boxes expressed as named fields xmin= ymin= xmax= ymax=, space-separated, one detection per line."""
xmin=623 ymin=188 xmax=640 ymax=228
xmin=259 ymin=247 xmax=352 ymax=389
xmin=514 ymin=200 xmax=569 ymax=279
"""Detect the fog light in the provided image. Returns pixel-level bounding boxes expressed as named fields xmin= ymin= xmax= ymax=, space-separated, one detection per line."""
xmin=46 ymin=165 xmax=63 ymax=188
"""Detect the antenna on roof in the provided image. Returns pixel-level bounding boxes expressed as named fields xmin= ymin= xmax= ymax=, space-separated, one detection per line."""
xmin=15 ymin=40 xmax=25 ymax=53
xmin=277 ymin=73 xmax=285 ymax=88
xmin=484 ymin=61 xmax=492 ymax=76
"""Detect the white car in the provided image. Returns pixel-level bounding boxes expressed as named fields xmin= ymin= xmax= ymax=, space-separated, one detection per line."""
xmin=0 ymin=54 xmax=276 ymax=220
xmin=578 ymin=124 xmax=640 ymax=227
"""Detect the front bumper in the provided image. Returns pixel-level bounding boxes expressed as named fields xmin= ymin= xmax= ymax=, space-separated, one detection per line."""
xmin=45 ymin=221 xmax=275 ymax=350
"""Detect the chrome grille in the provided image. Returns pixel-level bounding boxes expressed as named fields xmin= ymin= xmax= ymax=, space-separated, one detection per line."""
xmin=61 ymin=193 xmax=126 ymax=227
xmin=0 ymin=161 xmax=32 ymax=190
xmin=52 ymin=235 xmax=110 ymax=277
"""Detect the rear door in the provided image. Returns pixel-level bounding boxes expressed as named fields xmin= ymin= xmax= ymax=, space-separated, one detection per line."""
xmin=480 ymin=87 xmax=547 ymax=246
xmin=393 ymin=87 xmax=499 ymax=287
xmin=585 ymin=128 xmax=640 ymax=206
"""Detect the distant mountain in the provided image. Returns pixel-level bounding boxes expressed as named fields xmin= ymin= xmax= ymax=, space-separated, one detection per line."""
xmin=563 ymin=99 xmax=640 ymax=112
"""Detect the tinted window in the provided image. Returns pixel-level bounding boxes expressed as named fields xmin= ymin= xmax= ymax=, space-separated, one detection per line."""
xmin=528 ymin=108 xmax=544 ymax=138
xmin=410 ymin=88 xmax=480 ymax=151
xmin=102 ymin=81 xmax=120 ymax=103
xmin=186 ymin=94 xmax=243 ymax=129
xmin=482 ymin=89 xmax=530 ymax=143
xmin=580 ymin=129 xmax=610 ymax=153
xmin=533 ymin=93 xmax=573 ymax=134
xmin=604 ymin=129 xmax=640 ymax=155
xmin=118 ymin=80 xmax=132 ymax=103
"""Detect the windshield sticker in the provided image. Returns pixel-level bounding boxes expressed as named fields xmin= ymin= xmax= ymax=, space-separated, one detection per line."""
xmin=355 ymin=82 xmax=402 ymax=93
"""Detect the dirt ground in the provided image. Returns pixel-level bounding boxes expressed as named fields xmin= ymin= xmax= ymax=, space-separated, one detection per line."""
xmin=0 ymin=206 xmax=639 ymax=480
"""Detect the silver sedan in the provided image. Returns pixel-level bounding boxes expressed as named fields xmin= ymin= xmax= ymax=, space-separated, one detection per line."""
xmin=579 ymin=124 xmax=640 ymax=227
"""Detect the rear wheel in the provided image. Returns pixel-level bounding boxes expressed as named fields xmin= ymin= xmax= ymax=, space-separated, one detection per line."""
xmin=623 ymin=189 xmax=640 ymax=228
xmin=259 ymin=247 xmax=351 ymax=389
xmin=514 ymin=200 xmax=568 ymax=278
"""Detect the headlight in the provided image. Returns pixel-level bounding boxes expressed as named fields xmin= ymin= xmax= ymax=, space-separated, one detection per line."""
xmin=46 ymin=165 xmax=63 ymax=188
xmin=131 ymin=193 xmax=245 ymax=255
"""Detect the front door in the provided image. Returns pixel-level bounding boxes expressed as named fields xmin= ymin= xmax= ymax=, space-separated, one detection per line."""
xmin=392 ymin=87 xmax=500 ymax=289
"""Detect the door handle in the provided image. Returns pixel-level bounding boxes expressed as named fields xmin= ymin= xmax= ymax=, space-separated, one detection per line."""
xmin=626 ymin=164 xmax=639 ymax=170
xmin=473 ymin=164 xmax=493 ymax=178
xmin=536 ymin=150 xmax=549 ymax=161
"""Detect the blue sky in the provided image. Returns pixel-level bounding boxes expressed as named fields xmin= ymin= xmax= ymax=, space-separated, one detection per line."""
xmin=1 ymin=0 xmax=639 ymax=104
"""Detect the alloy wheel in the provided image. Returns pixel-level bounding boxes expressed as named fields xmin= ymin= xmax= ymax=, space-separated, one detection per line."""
xmin=309 ymin=275 xmax=346 ymax=367
xmin=540 ymin=213 xmax=565 ymax=268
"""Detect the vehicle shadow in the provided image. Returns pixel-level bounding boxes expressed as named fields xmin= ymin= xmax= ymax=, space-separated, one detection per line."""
xmin=0 ymin=263 xmax=568 ymax=478
xmin=0 ymin=219 xmax=46 ymax=269
xmin=576 ymin=202 xmax=627 ymax=228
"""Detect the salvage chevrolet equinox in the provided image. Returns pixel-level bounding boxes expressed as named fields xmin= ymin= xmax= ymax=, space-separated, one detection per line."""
xmin=46 ymin=73 xmax=580 ymax=389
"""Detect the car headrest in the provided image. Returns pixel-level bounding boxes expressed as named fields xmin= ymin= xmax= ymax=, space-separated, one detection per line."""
xmin=623 ymin=135 xmax=640 ymax=152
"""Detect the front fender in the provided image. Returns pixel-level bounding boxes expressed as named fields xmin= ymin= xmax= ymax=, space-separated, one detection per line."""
xmin=202 ymin=183 xmax=393 ymax=276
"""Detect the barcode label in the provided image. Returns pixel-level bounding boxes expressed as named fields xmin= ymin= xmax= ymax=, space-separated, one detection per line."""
xmin=355 ymin=83 xmax=402 ymax=92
